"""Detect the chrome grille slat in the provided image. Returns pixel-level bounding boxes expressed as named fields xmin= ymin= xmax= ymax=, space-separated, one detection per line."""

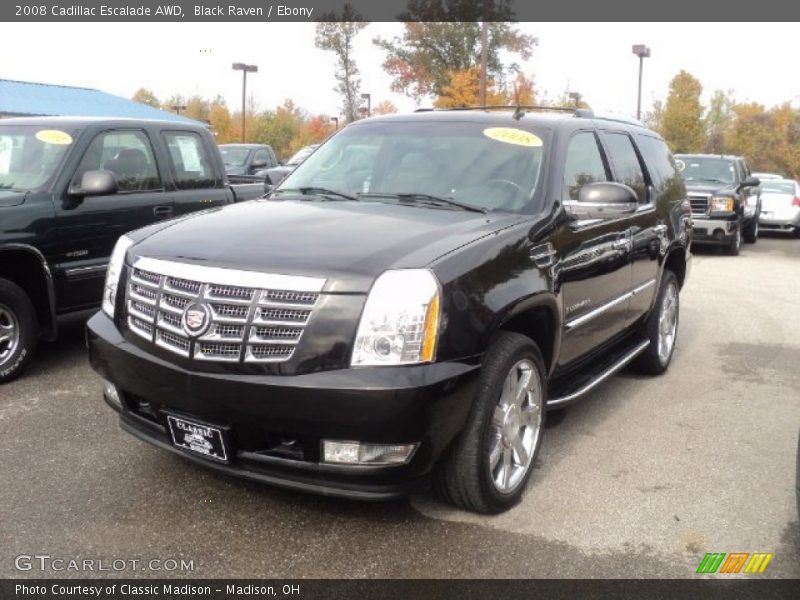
xmin=689 ymin=195 xmax=709 ymax=214
xmin=125 ymin=260 xmax=323 ymax=363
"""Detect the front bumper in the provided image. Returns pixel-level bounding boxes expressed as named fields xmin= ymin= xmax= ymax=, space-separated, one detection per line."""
xmin=87 ymin=313 xmax=480 ymax=500
xmin=690 ymin=216 xmax=738 ymax=245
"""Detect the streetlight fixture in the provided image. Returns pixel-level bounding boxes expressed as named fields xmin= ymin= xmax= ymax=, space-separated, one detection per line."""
xmin=331 ymin=116 xmax=339 ymax=131
xmin=632 ymin=44 xmax=651 ymax=120
xmin=171 ymin=104 xmax=187 ymax=115
xmin=232 ymin=62 xmax=258 ymax=142
xmin=361 ymin=93 xmax=371 ymax=118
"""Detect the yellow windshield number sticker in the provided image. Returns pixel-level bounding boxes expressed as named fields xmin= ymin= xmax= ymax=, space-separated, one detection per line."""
xmin=35 ymin=130 xmax=73 ymax=145
xmin=483 ymin=127 xmax=542 ymax=147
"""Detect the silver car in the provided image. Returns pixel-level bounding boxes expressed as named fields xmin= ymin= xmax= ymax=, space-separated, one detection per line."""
xmin=758 ymin=178 xmax=800 ymax=236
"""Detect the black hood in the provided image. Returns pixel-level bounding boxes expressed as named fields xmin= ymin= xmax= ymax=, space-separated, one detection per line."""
xmin=130 ymin=199 xmax=520 ymax=292
xmin=683 ymin=182 xmax=737 ymax=196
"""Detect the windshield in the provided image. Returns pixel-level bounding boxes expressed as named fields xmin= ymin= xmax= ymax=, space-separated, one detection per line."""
xmin=675 ymin=156 xmax=736 ymax=185
xmin=761 ymin=180 xmax=796 ymax=194
xmin=278 ymin=121 xmax=547 ymax=213
xmin=0 ymin=126 xmax=76 ymax=192
xmin=219 ymin=145 xmax=251 ymax=167
xmin=286 ymin=145 xmax=317 ymax=166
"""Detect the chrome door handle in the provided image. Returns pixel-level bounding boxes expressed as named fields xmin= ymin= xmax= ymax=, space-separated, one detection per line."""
xmin=612 ymin=238 xmax=631 ymax=250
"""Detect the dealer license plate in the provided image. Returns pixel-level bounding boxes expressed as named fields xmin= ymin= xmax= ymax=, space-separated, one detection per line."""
xmin=166 ymin=415 xmax=229 ymax=463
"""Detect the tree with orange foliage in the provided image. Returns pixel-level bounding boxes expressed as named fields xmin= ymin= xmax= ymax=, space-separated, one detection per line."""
xmin=372 ymin=100 xmax=398 ymax=115
xmin=433 ymin=68 xmax=505 ymax=108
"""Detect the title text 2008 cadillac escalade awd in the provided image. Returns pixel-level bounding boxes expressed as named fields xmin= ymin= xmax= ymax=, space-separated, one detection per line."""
xmin=87 ymin=108 xmax=691 ymax=513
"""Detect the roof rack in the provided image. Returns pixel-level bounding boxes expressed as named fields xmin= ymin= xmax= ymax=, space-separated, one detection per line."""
xmin=413 ymin=105 xmax=646 ymax=128
xmin=415 ymin=105 xmax=580 ymax=114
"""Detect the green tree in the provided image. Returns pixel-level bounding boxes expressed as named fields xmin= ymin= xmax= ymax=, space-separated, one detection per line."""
xmin=315 ymin=4 xmax=368 ymax=122
xmin=661 ymin=71 xmax=706 ymax=153
xmin=131 ymin=88 xmax=160 ymax=108
xmin=374 ymin=15 xmax=535 ymax=100
xmin=704 ymin=89 xmax=735 ymax=154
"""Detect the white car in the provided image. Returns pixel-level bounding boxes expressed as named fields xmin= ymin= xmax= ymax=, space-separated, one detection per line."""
xmin=752 ymin=171 xmax=785 ymax=181
xmin=758 ymin=178 xmax=800 ymax=237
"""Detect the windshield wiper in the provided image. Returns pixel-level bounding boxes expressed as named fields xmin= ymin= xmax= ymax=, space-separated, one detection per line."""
xmin=359 ymin=192 xmax=488 ymax=214
xmin=273 ymin=187 xmax=358 ymax=201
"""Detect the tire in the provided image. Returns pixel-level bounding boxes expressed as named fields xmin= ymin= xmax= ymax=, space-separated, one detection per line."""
xmin=632 ymin=270 xmax=679 ymax=375
xmin=725 ymin=225 xmax=742 ymax=255
xmin=434 ymin=332 xmax=547 ymax=514
xmin=743 ymin=215 xmax=759 ymax=244
xmin=0 ymin=278 xmax=38 ymax=384
xmin=793 ymin=226 xmax=800 ymax=239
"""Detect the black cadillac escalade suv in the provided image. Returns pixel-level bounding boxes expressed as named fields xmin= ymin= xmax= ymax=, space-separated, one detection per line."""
xmin=87 ymin=108 xmax=692 ymax=513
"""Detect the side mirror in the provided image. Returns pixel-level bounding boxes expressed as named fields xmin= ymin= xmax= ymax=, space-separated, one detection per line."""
xmin=250 ymin=160 xmax=267 ymax=170
xmin=564 ymin=182 xmax=638 ymax=220
xmin=741 ymin=176 xmax=760 ymax=188
xmin=68 ymin=170 xmax=118 ymax=197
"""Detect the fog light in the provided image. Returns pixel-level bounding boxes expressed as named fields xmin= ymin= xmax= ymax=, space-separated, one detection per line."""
xmin=322 ymin=440 xmax=418 ymax=465
xmin=102 ymin=379 xmax=121 ymax=410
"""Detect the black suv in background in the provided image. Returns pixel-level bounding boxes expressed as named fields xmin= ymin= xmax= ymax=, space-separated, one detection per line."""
xmin=0 ymin=117 xmax=266 ymax=382
xmin=674 ymin=154 xmax=761 ymax=255
xmin=87 ymin=108 xmax=691 ymax=513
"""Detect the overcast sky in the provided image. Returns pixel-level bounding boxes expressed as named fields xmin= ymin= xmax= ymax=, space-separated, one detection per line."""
xmin=2 ymin=22 xmax=798 ymax=118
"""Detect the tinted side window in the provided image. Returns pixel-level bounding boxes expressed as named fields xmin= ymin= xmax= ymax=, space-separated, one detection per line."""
xmin=738 ymin=160 xmax=749 ymax=182
xmin=253 ymin=149 xmax=271 ymax=167
xmin=162 ymin=131 xmax=216 ymax=190
xmin=602 ymin=132 xmax=647 ymax=203
xmin=563 ymin=132 xmax=608 ymax=201
xmin=634 ymin=134 xmax=683 ymax=195
xmin=75 ymin=130 xmax=161 ymax=192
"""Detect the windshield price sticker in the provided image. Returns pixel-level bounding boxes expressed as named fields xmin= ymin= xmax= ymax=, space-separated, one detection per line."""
xmin=35 ymin=130 xmax=73 ymax=145
xmin=483 ymin=127 xmax=543 ymax=147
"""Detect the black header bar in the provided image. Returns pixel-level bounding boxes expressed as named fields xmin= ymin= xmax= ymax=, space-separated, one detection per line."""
xmin=3 ymin=0 xmax=800 ymax=22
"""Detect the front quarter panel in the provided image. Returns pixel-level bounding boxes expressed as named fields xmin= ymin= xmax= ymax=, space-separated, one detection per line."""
xmin=432 ymin=220 xmax=557 ymax=362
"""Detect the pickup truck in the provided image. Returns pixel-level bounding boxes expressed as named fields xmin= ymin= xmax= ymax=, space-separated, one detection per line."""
xmin=219 ymin=143 xmax=279 ymax=183
xmin=87 ymin=108 xmax=691 ymax=513
xmin=674 ymin=153 xmax=761 ymax=255
xmin=0 ymin=116 xmax=266 ymax=382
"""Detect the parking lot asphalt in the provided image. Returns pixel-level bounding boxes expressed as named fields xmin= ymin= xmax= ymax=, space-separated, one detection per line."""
xmin=1 ymin=235 xmax=798 ymax=579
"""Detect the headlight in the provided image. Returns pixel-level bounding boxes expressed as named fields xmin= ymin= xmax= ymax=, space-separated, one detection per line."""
xmin=102 ymin=234 xmax=134 ymax=318
xmin=710 ymin=196 xmax=735 ymax=212
xmin=351 ymin=269 xmax=441 ymax=366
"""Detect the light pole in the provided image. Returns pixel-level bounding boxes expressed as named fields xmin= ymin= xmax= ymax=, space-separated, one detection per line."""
xmin=171 ymin=104 xmax=187 ymax=115
xmin=232 ymin=62 xmax=258 ymax=142
xmin=632 ymin=44 xmax=651 ymax=120
xmin=331 ymin=116 xmax=339 ymax=131
xmin=360 ymin=93 xmax=371 ymax=118
xmin=479 ymin=20 xmax=489 ymax=106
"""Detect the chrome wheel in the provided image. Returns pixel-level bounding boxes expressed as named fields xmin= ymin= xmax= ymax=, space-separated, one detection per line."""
xmin=657 ymin=281 xmax=678 ymax=364
xmin=0 ymin=303 xmax=20 ymax=367
xmin=488 ymin=359 xmax=543 ymax=494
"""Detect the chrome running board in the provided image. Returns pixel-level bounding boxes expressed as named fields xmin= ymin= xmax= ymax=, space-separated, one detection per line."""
xmin=547 ymin=339 xmax=650 ymax=408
